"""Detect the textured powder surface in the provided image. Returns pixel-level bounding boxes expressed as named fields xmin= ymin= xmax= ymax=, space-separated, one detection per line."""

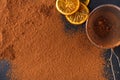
xmin=0 ymin=0 xmax=106 ymax=80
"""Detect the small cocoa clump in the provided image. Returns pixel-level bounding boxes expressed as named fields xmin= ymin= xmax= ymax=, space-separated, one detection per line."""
xmin=93 ymin=16 xmax=112 ymax=38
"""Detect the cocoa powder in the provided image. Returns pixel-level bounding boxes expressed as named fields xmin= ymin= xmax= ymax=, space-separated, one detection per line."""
xmin=0 ymin=0 xmax=106 ymax=80
xmin=93 ymin=16 xmax=112 ymax=38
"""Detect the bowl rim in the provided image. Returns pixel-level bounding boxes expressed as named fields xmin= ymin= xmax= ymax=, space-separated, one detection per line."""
xmin=86 ymin=4 xmax=120 ymax=49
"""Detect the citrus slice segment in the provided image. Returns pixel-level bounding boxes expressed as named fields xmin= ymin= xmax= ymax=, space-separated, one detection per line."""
xmin=65 ymin=3 xmax=89 ymax=25
xmin=81 ymin=0 xmax=90 ymax=5
xmin=56 ymin=0 xmax=80 ymax=15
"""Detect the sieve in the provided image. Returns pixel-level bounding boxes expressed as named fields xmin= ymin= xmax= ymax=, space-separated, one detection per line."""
xmin=86 ymin=4 xmax=120 ymax=80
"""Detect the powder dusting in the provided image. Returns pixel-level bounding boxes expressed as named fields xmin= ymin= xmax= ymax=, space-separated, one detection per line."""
xmin=0 ymin=0 xmax=106 ymax=80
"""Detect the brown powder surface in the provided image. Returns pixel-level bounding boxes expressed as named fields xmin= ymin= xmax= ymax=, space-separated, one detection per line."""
xmin=0 ymin=0 xmax=106 ymax=80
xmin=94 ymin=16 xmax=112 ymax=38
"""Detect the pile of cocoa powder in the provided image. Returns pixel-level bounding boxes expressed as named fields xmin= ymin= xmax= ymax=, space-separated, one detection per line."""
xmin=0 ymin=0 xmax=106 ymax=80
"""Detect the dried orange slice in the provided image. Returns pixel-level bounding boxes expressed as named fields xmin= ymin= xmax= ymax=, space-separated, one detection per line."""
xmin=65 ymin=3 xmax=89 ymax=25
xmin=56 ymin=0 xmax=80 ymax=15
xmin=81 ymin=0 xmax=90 ymax=5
